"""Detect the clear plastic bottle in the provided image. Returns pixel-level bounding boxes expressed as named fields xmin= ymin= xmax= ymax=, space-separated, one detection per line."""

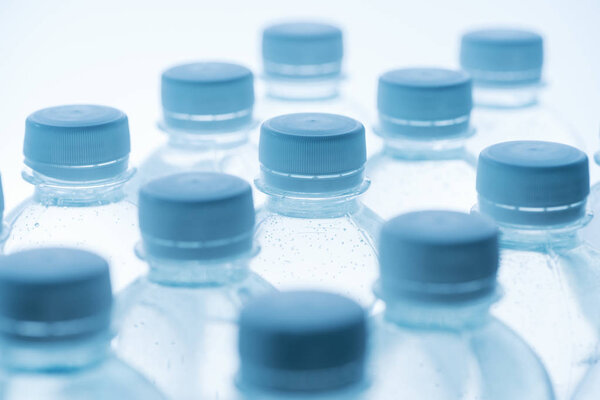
xmin=115 ymin=172 xmax=274 ymax=400
xmin=251 ymin=113 xmax=381 ymax=307
xmin=236 ymin=291 xmax=369 ymax=400
xmin=0 ymin=248 xmax=165 ymax=400
xmin=369 ymin=210 xmax=554 ymax=400
xmin=363 ymin=68 xmax=477 ymax=219
xmin=475 ymin=141 xmax=599 ymax=400
xmin=129 ymin=62 xmax=261 ymax=203
xmin=0 ymin=173 xmax=6 ymax=246
xmin=2 ymin=105 xmax=143 ymax=291
xmin=257 ymin=22 xmax=379 ymax=155
xmin=460 ymin=29 xmax=585 ymax=156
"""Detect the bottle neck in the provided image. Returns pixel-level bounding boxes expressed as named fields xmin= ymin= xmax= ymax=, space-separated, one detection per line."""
xmin=263 ymin=74 xmax=342 ymax=101
xmin=472 ymin=82 xmax=541 ymax=108
xmin=474 ymin=203 xmax=590 ymax=250
xmin=142 ymin=248 xmax=256 ymax=287
xmin=0 ymin=332 xmax=110 ymax=372
xmin=259 ymin=179 xmax=369 ymax=218
xmin=380 ymin=133 xmax=474 ymax=161
xmin=381 ymin=292 xmax=497 ymax=331
xmin=25 ymin=168 xmax=133 ymax=206
xmin=162 ymin=120 xmax=254 ymax=149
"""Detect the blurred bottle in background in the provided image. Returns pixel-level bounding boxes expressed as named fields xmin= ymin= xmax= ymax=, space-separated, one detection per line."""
xmin=129 ymin=62 xmax=261 ymax=203
xmin=460 ymin=28 xmax=585 ymax=156
xmin=0 ymin=174 xmax=6 ymax=245
xmin=257 ymin=21 xmax=380 ymax=155
xmin=115 ymin=172 xmax=273 ymax=400
xmin=2 ymin=105 xmax=143 ymax=291
xmin=252 ymin=113 xmax=381 ymax=307
xmin=475 ymin=141 xmax=599 ymax=399
xmin=369 ymin=211 xmax=554 ymax=400
xmin=236 ymin=291 xmax=368 ymax=400
xmin=364 ymin=68 xmax=477 ymax=219
xmin=0 ymin=248 xmax=165 ymax=399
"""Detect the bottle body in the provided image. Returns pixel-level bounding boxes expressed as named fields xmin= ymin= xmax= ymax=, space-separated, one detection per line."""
xmin=2 ymin=172 xmax=143 ymax=291
xmin=114 ymin=260 xmax=273 ymax=400
xmin=131 ymin=125 xmax=261 ymax=203
xmin=368 ymin=311 xmax=554 ymax=400
xmin=364 ymin=141 xmax=477 ymax=219
xmin=492 ymin=229 xmax=600 ymax=400
xmin=580 ymin=182 xmax=600 ymax=249
xmin=251 ymin=196 xmax=380 ymax=307
xmin=468 ymin=100 xmax=584 ymax=157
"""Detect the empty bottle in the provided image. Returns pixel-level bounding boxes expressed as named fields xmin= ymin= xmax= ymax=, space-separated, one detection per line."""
xmin=0 ymin=248 xmax=165 ymax=399
xmin=460 ymin=28 xmax=585 ymax=155
xmin=475 ymin=141 xmax=599 ymax=399
xmin=237 ymin=291 xmax=368 ymax=399
xmin=115 ymin=172 xmax=273 ymax=400
xmin=369 ymin=210 xmax=554 ymax=400
xmin=131 ymin=61 xmax=260 ymax=201
xmin=363 ymin=68 xmax=477 ymax=218
xmin=258 ymin=22 xmax=378 ymax=153
xmin=2 ymin=105 xmax=143 ymax=291
xmin=252 ymin=113 xmax=381 ymax=307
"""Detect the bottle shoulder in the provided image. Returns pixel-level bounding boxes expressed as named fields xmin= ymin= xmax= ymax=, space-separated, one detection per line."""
xmin=369 ymin=315 xmax=553 ymax=399
xmin=0 ymin=355 xmax=164 ymax=400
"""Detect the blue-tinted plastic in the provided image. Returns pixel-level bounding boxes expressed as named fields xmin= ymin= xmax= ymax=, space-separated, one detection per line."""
xmin=24 ymin=105 xmax=131 ymax=181
xmin=238 ymin=291 xmax=366 ymax=392
xmin=477 ymin=141 xmax=589 ymax=225
xmin=460 ymin=29 xmax=544 ymax=86
xmin=377 ymin=68 xmax=472 ymax=138
xmin=0 ymin=248 xmax=112 ymax=340
xmin=259 ymin=113 xmax=366 ymax=192
xmin=262 ymin=22 xmax=343 ymax=79
xmin=379 ymin=211 xmax=498 ymax=302
xmin=0 ymin=174 xmax=4 ymax=225
xmin=138 ymin=172 xmax=255 ymax=260
xmin=161 ymin=62 xmax=255 ymax=131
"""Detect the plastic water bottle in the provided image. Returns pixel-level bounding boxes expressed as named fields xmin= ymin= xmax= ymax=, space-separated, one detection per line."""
xmin=251 ymin=113 xmax=381 ymax=307
xmin=236 ymin=291 xmax=368 ymax=399
xmin=0 ymin=248 xmax=165 ymax=399
xmin=258 ymin=22 xmax=378 ymax=153
xmin=460 ymin=28 xmax=585 ymax=155
xmin=2 ymin=105 xmax=144 ymax=291
xmin=115 ymin=172 xmax=273 ymax=400
xmin=0 ymin=173 xmax=6 ymax=244
xmin=131 ymin=62 xmax=260 ymax=201
xmin=363 ymin=68 xmax=477 ymax=219
xmin=475 ymin=141 xmax=599 ymax=399
xmin=369 ymin=210 xmax=554 ymax=400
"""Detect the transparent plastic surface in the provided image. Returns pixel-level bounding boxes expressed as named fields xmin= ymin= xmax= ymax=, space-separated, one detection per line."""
xmin=0 ymin=336 xmax=165 ymax=400
xmin=490 ymin=217 xmax=600 ymax=400
xmin=368 ymin=299 xmax=554 ymax=400
xmin=581 ymin=182 xmax=600 ymax=249
xmin=2 ymin=170 xmax=144 ymax=292
xmin=573 ymin=363 xmax=600 ymax=400
xmin=251 ymin=184 xmax=381 ymax=308
xmin=364 ymin=137 xmax=477 ymax=219
xmin=467 ymin=86 xmax=584 ymax=156
xmin=114 ymin=254 xmax=273 ymax=400
xmin=129 ymin=125 xmax=261 ymax=204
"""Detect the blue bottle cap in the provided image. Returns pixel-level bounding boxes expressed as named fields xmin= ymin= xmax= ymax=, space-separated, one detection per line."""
xmin=0 ymin=248 xmax=112 ymax=341
xmin=24 ymin=105 xmax=131 ymax=181
xmin=259 ymin=113 xmax=366 ymax=193
xmin=239 ymin=291 xmax=367 ymax=392
xmin=379 ymin=211 xmax=498 ymax=302
xmin=262 ymin=22 xmax=343 ymax=79
xmin=377 ymin=68 xmax=472 ymax=138
xmin=161 ymin=62 xmax=255 ymax=132
xmin=460 ymin=29 xmax=544 ymax=86
xmin=139 ymin=172 xmax=255 ymax=260
xmin=477 ymin=141 xmax=589 ymax=225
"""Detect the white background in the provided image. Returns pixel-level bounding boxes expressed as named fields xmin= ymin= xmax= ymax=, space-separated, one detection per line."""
xmin=1 ymin=0 xmax=599 ymax=210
